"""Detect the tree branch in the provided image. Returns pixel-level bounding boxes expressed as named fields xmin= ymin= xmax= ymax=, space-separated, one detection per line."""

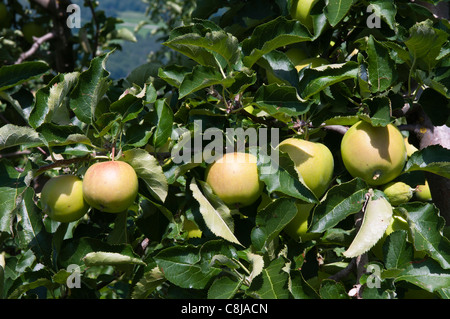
xmin=15 ymin=32 xmax=56 ymax=64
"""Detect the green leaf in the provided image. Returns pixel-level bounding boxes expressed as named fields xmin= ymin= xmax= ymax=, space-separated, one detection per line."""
xmin=387 ymin=258 xmax=450 ymax=292
xmin=83 ymin=251 xmax=146 ymax=267
xmin=251 ymin=198 xmax=298 ymax=251
xmin=319 ymin=279 xmax=350 ymax=299
xmin=368 ymin=0 xmax=397 ymax=30
xmin=0 ymin=124 xmax=43 ymax=151
xmin=289 ymin=270 xmax=320 ymax=299
xmin=360 ymin=96 xmax=392 ymax=127
xmin=29 ymin=72 xmax=79 ymax=129
xmin=242 ymin=16 xmax=311 ymax=68
xmin=257 ymin=152 xmax=318 ymax=204
xmin=254 ymin=84 xmax=311 ymax=116
xmin=131 ymin=267 xmax=166 ymax=299
xmin=69 ymin=52 xmax=112 ymax=124
xmin=298 ymin=62 xmax=358 ymax=99
xmin=246 ymin=257 xmax=290 ymax=299
xmin=208 ymin=276 xmax=242 ymax=299
xmin=398 ymin=202 xmax=450 ymax=269
xmin=309 ymin=178 xmax=368 ymax=233
xmin=405 ymin=20 xmax=449 ymax=71
xmin=121 ymin=148 xmax=168 ymax=203
xmin=0 ymin=159 xmax=28 ymax=234
xmin=158 ymin=65 xmax=191 ymax=88
xmin=404 ymin=144 xmax=450 ymax=179
xmin=0 ymin=61 xmax=49 ymax=91
xmin=367 ymin=35 xmax=397 ymax=92
xmin=179 ymin=65 xmax=234 ymax=98
xmin=190 ymin=178 xmax=242 ymax=246
xmin=36 ymin=123 xmax=92 ymax=148
xmin=154 ymin=240 xmax=236 ymax=290
xmin=109 ymin=88 xmax=145 ymax=123
xmin=383 ymin=230 xmax=414 ymax=269
xmin=324 ymin=0 xmax=353 ymax=27
xmin=147 ymin=99 xmax=173 ymax=149
xmin=164 ymin=25 xmax=240 ymax=68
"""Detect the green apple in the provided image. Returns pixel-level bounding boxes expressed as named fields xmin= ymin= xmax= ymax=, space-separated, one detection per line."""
xmin=0 ymin=3 xmax=12 ymax=28
xmin=285 ymin=48 xmax=308 ymax=67
xmin=382 ymin=181 xmax=413 ymax=206
xmin=341 ymin=121 xmax=407 ymax=186
xmin=82 ymin=160 xmax=139 ymax=213
xmin=22 ymin=22 xmax=46 ymax=43
xmin=290 ymin=0 xmax=319 ymax=30
xmin=284 ymin=202 xmax=320 ymax=241
xmin=415 ymin=180 xmax=432 ymax=201
xmin=278 ymin=137 xmax=334 ymax=198
xmin=205 ymin=152 xmax=264 ymax=207
xmin=40 ymin=175 xmax=89 ymax=223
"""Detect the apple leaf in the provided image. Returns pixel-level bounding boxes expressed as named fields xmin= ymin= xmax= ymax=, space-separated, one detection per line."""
xmin=324 ymin=0 xmax=354 ymax=27
xmin=0 ymin=159 xmax=29 ymax=234
xmin=385 ymin=258 xmax=450 ymax=292
xmin=208 ymin=276 xmax=242 ymax=299
xmin=319 ymin=279 xmax=350 ymax=299
xmin=246 ymin=257 xmax=290 ymax=299
xmin=36 ymin=123 xmax=92 ymax=148
xmin=383 ymin=230 xmax=414 ymax=269
xmin=0 ymin=61 xmax=49 ymax=91
xmin=254 ymin=84 xmax=311 ymax=116
xmin=405 ymin=20 xmax=448 ymax=71
xmin=29 ymin=72 xmax=79 ymax=129
xmin=367 ymin=35 xmax=397 ymax=93
xmin=258 ymin=50 xmax=299 ymax=88
xmin=368 ymin=0 xmax=397 ymax=30
xmin=359 ymin=96 xmax=392 ymax=127
xmin=190 ymin=178 xmax=242 ymax=246
xmin=398 ymin=202 xmax=450 ymax=269
xmin=309 ymin=178 xmax=368 ymax=233
xmin=147 ymin=99 xmax=173 ymax=149
xmin=131 ymin=267 xmax=166 ymax=299
xmin=69 ymin=52 xmax=112 ymax=124
xmin=179 ymin=65 xmax=234 ymax=98
xmin=251 ymin=198 xmax=298 ymax=252
xmin=154 ymin=240 xmax=237 ymax=289
xmin=164 ymin=23 xmax=241 ymax=69
xmin=298 ymin=62 xmax=358 ymax=99
xmin=0 ymin=124 xmax=43 ymax=151
xmin=121 ymin=148 xmax=168 ymax=203
xmin=158 ymin=65 xmax=191 ymax=88
xmin=242 ymin=16 xmax=311 ymax=68
xmin=257 ymin=151 xmax=318 ymax=204
xmin=404 ymin=144 xmax=450 ymax=179
xmin=83 ymin=251 xmax=146 ymax=267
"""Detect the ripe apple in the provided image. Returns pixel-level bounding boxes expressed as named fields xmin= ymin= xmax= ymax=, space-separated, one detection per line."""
xmin=278 ymin=138 xmax=334 ymax=198
xmin=205 ymin=152 xmax=264 ymax=207
xmin=40 ymin=175 xmax=89 ymax=223
xmin=82 ymin=160 xmax=139 ymax=213
xmin=341 ymin=121 xmax=407 ymax=186
xmin=382 ymin=181 xmax=413 ymax=206
xmin=415 ymin=180 xmax=432 ymax=201
xmin=0 ymin=3 xmax=12 ymax=28
xmin=22 ymin=22 xmax=46 ymax=43
xmin=290 ymin=0 xmax=319 ymax=30
xmin=284 ymin=202 xmax=320 ymax=241
xmin=404 ymin=137 xmax=418 ymax=157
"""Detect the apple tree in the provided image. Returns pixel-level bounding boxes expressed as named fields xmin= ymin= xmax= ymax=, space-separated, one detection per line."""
xmin=0 ymin=0 xmax=449 ymax=300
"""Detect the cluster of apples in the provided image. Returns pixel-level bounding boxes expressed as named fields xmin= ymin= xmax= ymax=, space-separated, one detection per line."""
xmin=205 ymin=119 xmax=425 ymax=242
xmin=40 ymin=161 xmax=139 ymax=223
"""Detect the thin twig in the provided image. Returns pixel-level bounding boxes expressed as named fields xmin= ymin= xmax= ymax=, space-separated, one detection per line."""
xmin=36 ymin=155 xmax=91 ymax=174
xmin=15 ymin=32 xmax=56 ymax=64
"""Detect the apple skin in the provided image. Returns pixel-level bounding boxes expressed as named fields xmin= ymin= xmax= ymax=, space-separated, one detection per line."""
xmin=278 ymin=138 xmax=334 ymax=198
xmin=284 ymin=202 xmax=320 ymax=241
xmin=22 ymin=22 xmax=46 ymax=43
xmin=40 ymin=175 xmax=89 ymax=223
xmin=183 ymin=219 xmax=202 ymax=239
xmin=290 ymin=0 xmax=319 ymax=30
xmin=341 ymin=121 xmax=407 ymax=186
xmin=382 ymin=181 xmax=413 ymax=206
xmin=205 ymin=152 xmax=264 ymax=208
xmin=82 ymin=161 xmax=139 ymax=213
xmin=415 ymin=180 xmax=432 ymax=201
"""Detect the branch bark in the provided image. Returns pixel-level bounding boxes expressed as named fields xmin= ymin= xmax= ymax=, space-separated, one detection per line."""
xmin=29 ymin=0 xmax=75 ymax=72
xmin=15 ymin=32 xmax=56 ymax=64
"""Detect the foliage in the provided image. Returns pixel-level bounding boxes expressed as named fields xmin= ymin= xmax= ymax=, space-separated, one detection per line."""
xmin=0 ymin=0 xmax=449 ymax=300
